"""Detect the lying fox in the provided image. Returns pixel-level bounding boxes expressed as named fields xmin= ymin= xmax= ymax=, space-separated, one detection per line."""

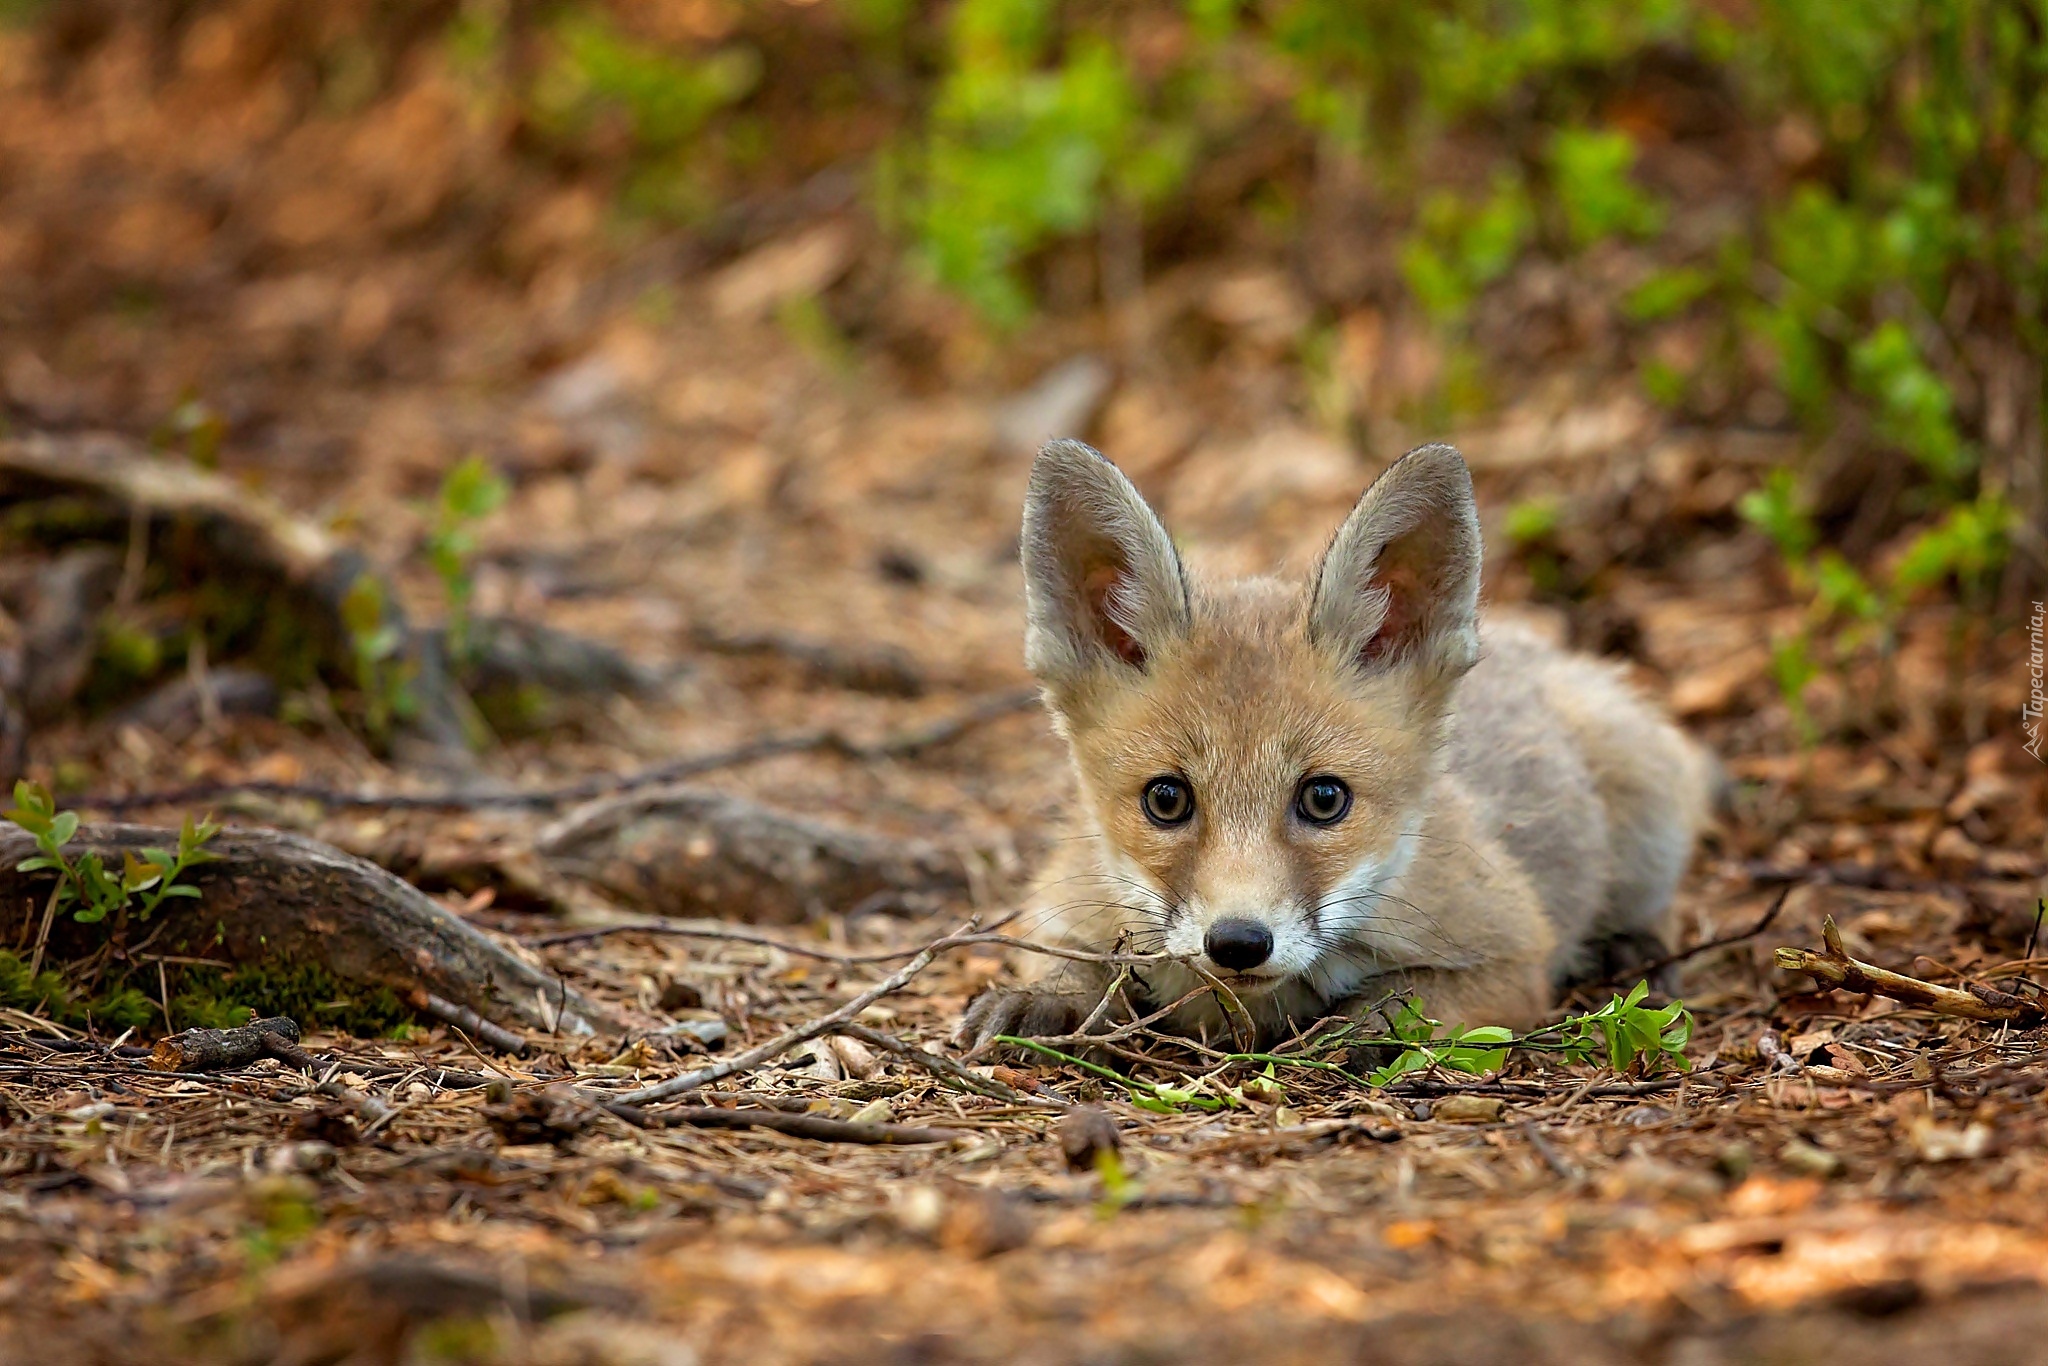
xmin=958 ymin=439 xmax=1712 ymax=1051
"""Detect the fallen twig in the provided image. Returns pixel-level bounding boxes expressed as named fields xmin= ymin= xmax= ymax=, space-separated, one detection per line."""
xmin=602 ymin=1102 xmax=969 ymax=1145
xmin=316 ymin=1077 xmax=397 ymax=1130
xmin=1585 ymin=886 xmax=1791 ymax=990
xmin=149 ymin=1016 xmax=303 ymax=1072
xmin=689 ymin=624 xmax=929 ymax=697
xmin=837 ymin=1022 xmax=1057 ymax=1108
xmin=530 ymin=920 xmax=1172 ymax=969
xmin=410 ymin=991 xmax=529 ymax=1056
xmin=611 ymin=920 xmax=982 ymax=1106
xmin=8 ymin=1031 xmax=522 ymax=1091
xmin=1775 ymin=916 xmax=2046 ymax=1022
xmin=76 ymin=688 xmax=1039 ymax=815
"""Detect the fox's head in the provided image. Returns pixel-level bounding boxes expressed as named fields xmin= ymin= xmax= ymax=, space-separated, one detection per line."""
xmin=1021 ymin=439 xmax=1483 ymax=1002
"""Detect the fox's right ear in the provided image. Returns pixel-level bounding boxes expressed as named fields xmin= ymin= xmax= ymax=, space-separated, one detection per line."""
xmin=1021 ymin=439 xmax=1189 ymax=688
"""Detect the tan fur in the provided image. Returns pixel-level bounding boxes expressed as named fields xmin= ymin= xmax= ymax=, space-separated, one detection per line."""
xmin=959 ymin=440 xmax=1711 ymax=1050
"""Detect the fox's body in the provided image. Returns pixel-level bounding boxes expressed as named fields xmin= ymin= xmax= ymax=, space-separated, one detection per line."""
xmin=959 ymin=440 xmax=1711 ymax=1051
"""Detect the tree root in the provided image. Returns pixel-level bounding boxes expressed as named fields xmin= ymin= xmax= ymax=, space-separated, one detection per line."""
xmin=0 ymin=823 xmax=629 ymax=1038
xmin=0 ymin=430 xmax=475 ymax=756
xmin=535 ymin=783 xmax=971 ymax=923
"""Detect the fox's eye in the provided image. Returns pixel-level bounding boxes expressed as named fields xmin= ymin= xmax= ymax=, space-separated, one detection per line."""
xmin=1141 ymin=776 xmax=1194 ymax=827
xmin=1296 ymin=776 xmax=1352 ymax=825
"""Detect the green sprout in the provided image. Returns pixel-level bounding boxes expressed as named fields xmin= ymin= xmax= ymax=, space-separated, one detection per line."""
xmin=426 ymin=454 xmax=509 ymax=666
xmin=339 ymin=573 xmax=414 ymax=741
xmin=997 ymin=981 xmax=1691 ymax=1114
xmin=6 ymin=780 xmax=219 ymax=926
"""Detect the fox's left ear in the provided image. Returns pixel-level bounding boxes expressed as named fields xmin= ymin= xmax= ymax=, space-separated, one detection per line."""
xmin=1309 ymin=443 xmax=1481 ymax=684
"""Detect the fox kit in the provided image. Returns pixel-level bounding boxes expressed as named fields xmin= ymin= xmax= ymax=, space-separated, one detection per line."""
xmin=958 ymin=439 xmax=1713 ymax=1051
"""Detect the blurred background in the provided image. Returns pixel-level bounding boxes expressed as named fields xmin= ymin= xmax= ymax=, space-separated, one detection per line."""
xmin=0 ymin=0 xmax=2038 ymax=852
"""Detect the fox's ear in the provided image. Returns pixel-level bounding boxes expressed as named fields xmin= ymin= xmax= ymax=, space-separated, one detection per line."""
xmin=1309 ymin=443 xmax=1481 ymax=682
xmin=1022 ymin=439 xmax=1189 ymax=686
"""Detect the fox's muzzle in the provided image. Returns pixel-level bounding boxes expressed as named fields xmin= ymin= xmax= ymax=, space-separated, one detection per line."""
xmin=1203 ymin=918 xmax=1274 ymax=971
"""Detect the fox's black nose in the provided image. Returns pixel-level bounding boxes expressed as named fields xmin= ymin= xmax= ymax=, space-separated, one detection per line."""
xmin=1204 ymin=919 xmax=1274 ymax=972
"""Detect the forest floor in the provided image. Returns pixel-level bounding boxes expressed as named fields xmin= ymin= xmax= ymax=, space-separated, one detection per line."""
xmin=2 ymin=14 xmax=2046 ymax=1365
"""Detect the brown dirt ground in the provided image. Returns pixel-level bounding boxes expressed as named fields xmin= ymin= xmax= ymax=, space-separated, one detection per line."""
xmin=2 ymin=13 xmax=2045 ymax=1365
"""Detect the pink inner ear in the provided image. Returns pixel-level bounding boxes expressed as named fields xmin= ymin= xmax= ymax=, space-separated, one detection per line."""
xmin=1359 ymin=566 xmax=1417 ymax=665
xmin=1082 ymin=563 xmax=1147 ymax=668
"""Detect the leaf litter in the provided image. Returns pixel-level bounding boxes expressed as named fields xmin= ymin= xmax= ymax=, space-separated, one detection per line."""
xmin=0 ymin=9 xmax=2043 ymax=1365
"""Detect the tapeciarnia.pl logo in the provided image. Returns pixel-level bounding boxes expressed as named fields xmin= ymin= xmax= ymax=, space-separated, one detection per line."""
xmin=2027 ymin=601 xmax=2046 ymax=762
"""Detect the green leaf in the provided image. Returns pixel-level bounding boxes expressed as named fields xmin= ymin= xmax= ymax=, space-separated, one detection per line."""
xmin=10 ymin=779 xmax=53 ymax=822
xmin=1366 ymin=1048 xmax=1431 ymax=1088
xmin=1738 ymin=468 xmax=1816 ymax=560
xmin=4 ymin=806 xmax=46 ymax=835
xmin=1444 ymin=1044 xmax=1508 ymax=1075
xmin=339 ymin=574 xmax=388 ymax=641
xmin=1455 ymin=1025 xmax=1514 ymax=1046
xmin=121 ymin=851 xmax=162 ymax=893
xmin=1622 ymin=265 xmax=1713 ymax=322
xmin=47 ymin=811 xmax=78 ymax=846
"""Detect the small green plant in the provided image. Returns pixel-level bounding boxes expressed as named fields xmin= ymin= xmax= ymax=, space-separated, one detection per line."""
xmin=1357 ymin=1002 xmax=1514 ymax=1087
xmin=1742 ymin=466 xmax=2014 ymax=739
xmin=528 ymin=11 xmax=761 ymax=223
xmin=1546 ymin=980 xmax=1693 ymax=1072
xmin=426 ymin=454 xmax=509 ymax=666
xmin=0 ymin=947 xmax=72 ymax=1018
xmin=1623 ymin=265 xmax=1715 ymax=323
xmin=996 ymin=980 xmax=1692 ymax=1112
xmin=1 ymin=787 xmax=419 ymax=1037
xmin=1331 ymin=982 xmax=1691 ymax=1085
xmin=1848 ymin=321 xmax=1971 ymax=483
xmin=895 ymin=0 xmax=1194 ymax=326
xmin=339 ymin=573 xmax=415 ymax=742
xmin=151 ymin=392 xmax=225 ymax=469
xmin=1399 ymin=174 xmax=1535 ymax=324
xmin=1092 ymin=1145 xmax=1134 ymax=1218
xmin=1547 ymin=126 xmax=1666 ymax=248
xmin=1890 ymin=488 xmax=2013 ymax=607
xmin=1739 ymin=467 xmax=1818 ymax=567
xmin=7 ymin=781 xmax=218 ymax=926
xmin=241 ymin=1177 xmax=322 ymax=1268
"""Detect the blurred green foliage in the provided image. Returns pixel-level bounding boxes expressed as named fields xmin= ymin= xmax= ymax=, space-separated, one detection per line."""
xmin=427 ymin=455 xmax=510 ymax=668
xmin=59 ymin=0 xmax=2029 ymax=736
xmin=1400 ymin=175 xmax=1534 ymax=324
xmin=886 ymin=0 xmax=1196 ymax=325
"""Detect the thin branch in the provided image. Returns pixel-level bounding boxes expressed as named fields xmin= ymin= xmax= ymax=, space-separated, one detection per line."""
xmin=837 ymin=1023 xmax=1057 ymax=1108
xmin=609 ymin=919 xmax=983 ymax=1106
xmin=1583 ymin=885 xmax=1792 ymax=990
xmin=1776 ymin=916 xmax=2046 ymax=1023
xmin=601 ymin=1102 xmax=969 ymax=1145
xmin=1009 ymin=982 xmax=1216 ymax=1051
xmin=74 ymin=688 xmax=1040 ymax=815
xmin=530 ymin=919 xmax=1174 ymax=968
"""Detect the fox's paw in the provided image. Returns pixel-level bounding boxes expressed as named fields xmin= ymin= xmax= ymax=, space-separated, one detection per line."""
xmin=954 ymin=986 xmax=1099 ymax=1056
